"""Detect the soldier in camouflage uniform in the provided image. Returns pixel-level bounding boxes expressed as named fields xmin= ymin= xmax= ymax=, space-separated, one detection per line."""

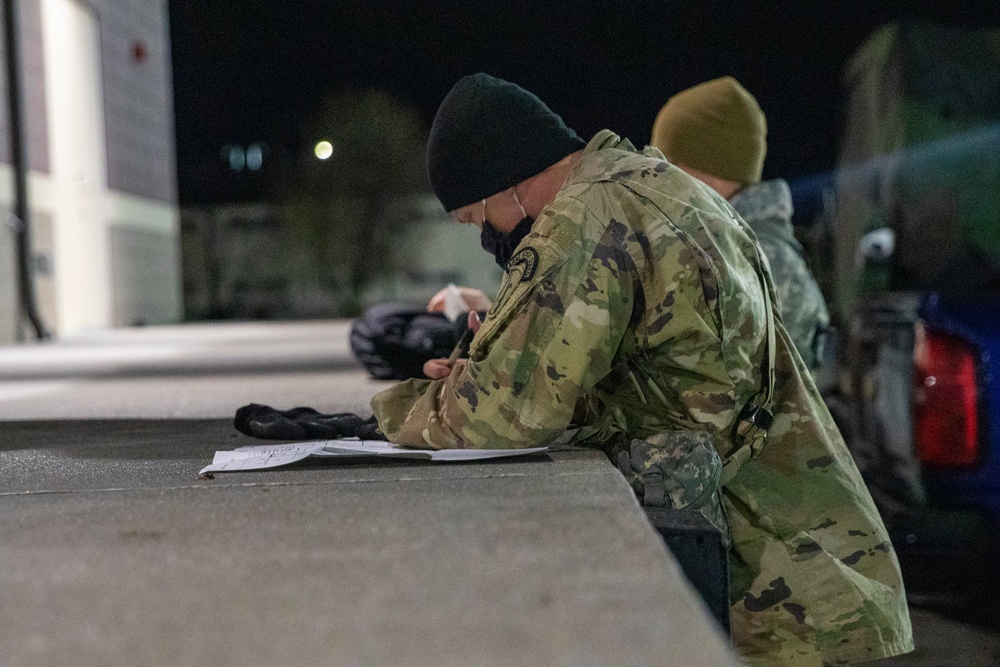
xmin=372 ymin=74 xmax=912 ymax=665
xmin=651 ymin=77 xmax=830 ymax=369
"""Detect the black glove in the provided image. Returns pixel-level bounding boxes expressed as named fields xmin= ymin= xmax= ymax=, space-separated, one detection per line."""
xmin=234 ymin=403 xmax=387 ymax=441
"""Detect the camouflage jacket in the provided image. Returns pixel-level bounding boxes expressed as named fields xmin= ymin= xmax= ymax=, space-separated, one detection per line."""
xmin=730 ymin=180 xmax=830 ymax=369
xmin=371 ymin=131 xmax=912 ymax=665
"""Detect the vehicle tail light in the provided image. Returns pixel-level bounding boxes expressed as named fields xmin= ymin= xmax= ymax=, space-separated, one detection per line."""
xmin=912 ymin=323 xmax=980 ymax=467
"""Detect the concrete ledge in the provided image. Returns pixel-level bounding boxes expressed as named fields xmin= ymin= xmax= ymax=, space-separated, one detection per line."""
xmin=0 ymin=420 xmax=740 ymax=666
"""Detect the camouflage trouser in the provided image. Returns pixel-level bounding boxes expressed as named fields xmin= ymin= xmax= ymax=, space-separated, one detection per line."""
xmin=615 ymin=430 xmax=729 ymax=544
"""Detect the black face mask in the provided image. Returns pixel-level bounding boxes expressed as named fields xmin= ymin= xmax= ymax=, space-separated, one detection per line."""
xmin=480 ymin=216 xmax=535 ymax=268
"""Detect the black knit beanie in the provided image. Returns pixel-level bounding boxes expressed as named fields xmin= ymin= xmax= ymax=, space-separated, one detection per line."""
xmin=427 ymin=73 xmax=586 ymax=212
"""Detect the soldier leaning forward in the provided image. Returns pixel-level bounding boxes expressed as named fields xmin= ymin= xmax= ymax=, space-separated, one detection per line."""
xmin=371 ymin=74 xmax=913 ymax=666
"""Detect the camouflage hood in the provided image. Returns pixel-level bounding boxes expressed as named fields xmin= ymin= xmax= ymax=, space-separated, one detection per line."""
xmin=731 ymin=178 xmax=830 ymax=370
xmin=729 ymin=179 xmax=799 ymax=250
xmin=568 ymin=129 xmax=662 ymax=181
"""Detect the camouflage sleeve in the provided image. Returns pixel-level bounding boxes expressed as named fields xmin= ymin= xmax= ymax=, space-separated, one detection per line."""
xmin=371 ymin=197 xmax=635 ymax=449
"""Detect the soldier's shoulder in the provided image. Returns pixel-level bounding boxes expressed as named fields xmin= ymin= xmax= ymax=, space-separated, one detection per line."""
xmin=532 ymin=188 xmax=620 ymax=254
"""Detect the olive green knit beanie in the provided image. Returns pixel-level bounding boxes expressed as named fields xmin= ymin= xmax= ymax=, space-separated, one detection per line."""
xmin=650 ymin=76 xmax=767 ymax=184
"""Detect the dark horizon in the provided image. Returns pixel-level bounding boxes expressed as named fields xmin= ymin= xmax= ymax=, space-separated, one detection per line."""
xmin=167 ymin=0 xmax=1000 ymax=207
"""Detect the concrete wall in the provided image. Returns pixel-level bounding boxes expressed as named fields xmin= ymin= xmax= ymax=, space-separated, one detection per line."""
xmin=0 ymin=0 xmax=50 ymax=172
xmin=92 ymin=0 xmax=177 ymax=204
xmin=0 ymin=207 xmax=17 ymax=341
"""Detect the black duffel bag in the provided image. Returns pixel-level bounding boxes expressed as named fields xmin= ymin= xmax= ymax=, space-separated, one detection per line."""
xmin=350 ymin=302 xmax=464 ymax=380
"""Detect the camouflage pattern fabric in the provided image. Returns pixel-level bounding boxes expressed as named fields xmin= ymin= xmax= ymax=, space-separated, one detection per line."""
xmin=371 ymin=130 xmax=913 ymax=665
xmin=730 ymin=180 xmax=830 ymax=370
xmin=616 ymin=430 xmax=729 ymax=543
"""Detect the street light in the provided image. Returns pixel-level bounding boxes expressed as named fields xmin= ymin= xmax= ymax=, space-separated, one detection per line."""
xmin=314 ymin=141 xmax=334 ymax=160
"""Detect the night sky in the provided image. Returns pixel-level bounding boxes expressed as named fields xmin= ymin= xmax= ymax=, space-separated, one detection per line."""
xmin=167 ymin=0 xmax=1000 ymax=208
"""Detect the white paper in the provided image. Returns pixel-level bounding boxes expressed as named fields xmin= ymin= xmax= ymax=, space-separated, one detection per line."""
xmin=201 ymin=440 xmax=547 ymax=474
xmin=442 ymin=283 xmax=470 ymax=323
xmin=203 ymin=442 xmax=328 ymax=472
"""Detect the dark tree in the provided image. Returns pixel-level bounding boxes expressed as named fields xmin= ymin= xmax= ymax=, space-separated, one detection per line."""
xmin=284 ymin=89 xmax=429 ymax=316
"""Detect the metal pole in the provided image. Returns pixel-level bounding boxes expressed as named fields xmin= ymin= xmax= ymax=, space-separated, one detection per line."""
xmin=2 ymin=0 xmax=49 ymax=339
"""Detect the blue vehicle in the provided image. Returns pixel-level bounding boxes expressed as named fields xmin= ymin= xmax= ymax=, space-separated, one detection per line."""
xmin=823 ymin=20 xmax=1000 ymax=614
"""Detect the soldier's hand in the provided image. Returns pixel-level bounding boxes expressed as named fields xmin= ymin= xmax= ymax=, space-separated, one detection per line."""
xmin=423 ymin=312 xmax=482 ymax=380
xmin=423 ymin=357 xmax=453 ymax=380
xmin=467 ymin=310 xmax=482 ymax=333
xmin=427 ymin=286 xmax=491 ymax=313
xmin=424 ymin=310 xmax=483 ymax=380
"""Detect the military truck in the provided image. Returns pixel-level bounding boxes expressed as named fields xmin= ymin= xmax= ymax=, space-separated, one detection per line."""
xmin=828 ymin=20 xmax=1000 ymax=612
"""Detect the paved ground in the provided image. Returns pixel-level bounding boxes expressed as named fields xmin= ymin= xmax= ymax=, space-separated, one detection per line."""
xmin=884 ymin=606 xmax=1000 ymax=666
xmin=2 ymin=320 xmax=999 ymax=666
xmin=0 ymin=321 xmax=377 ymax=419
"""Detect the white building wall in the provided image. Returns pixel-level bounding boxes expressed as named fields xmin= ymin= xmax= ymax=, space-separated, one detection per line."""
xmin=0 ymin=0 xmax=180 ymax=341
xmin=42 ymin=0 xmax=111 ymax=332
